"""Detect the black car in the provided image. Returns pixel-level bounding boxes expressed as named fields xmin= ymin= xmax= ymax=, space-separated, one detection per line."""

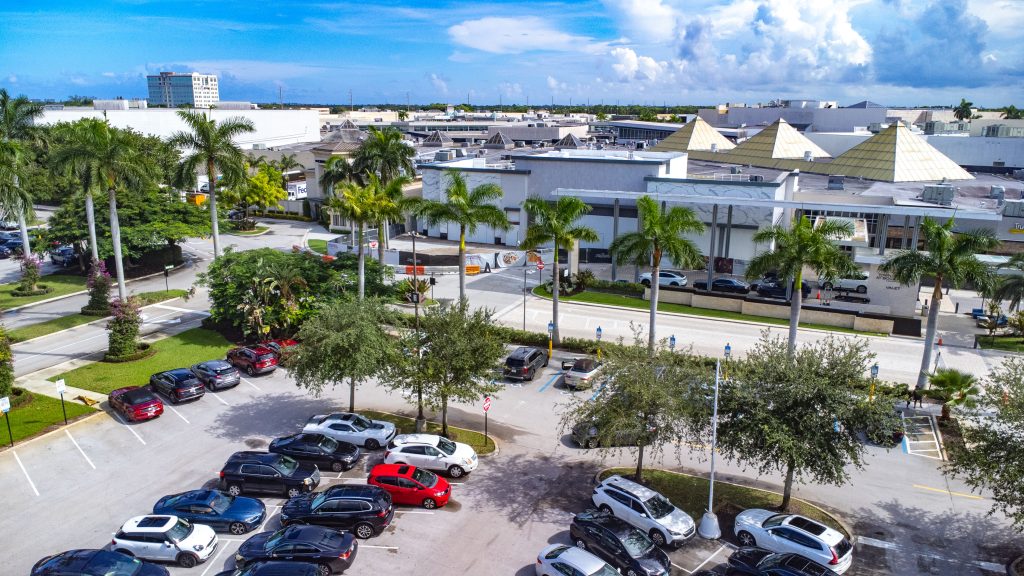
xmin=503 ymin=346 xmax=548 ymax=381
xmin=269 ymin=433 xmax=361 ymax=473
xmin=153 ymin=489 xmax=266 ymax=535
xmin=149 ymin=368 xmax=205 ymax=403
xmin=571 ymin=420 xmax=649 ymax=449
xmin=3 ymin=238 xmax=24 ymax=253
xmin=220 ymin=451 xmax=321 ymax=498
xmin=727 ymin=547 xmax=837 ymax=576
xmin=235 ymin=525 xmax=357 ymax=574
xmin=50 ymin=246 xmax=77 ymax=267
xmin=755 ymin=281 xmax=812 ymax=301
xmin=215 ymin=561 xmax=321 ymax=576
xmin=0 ymin=245 xmax=11 ymax=259
xmin=191 ymin=360 xmax=241 ymax=391
xmin=569 ymin=509 xmax=671 ymax=576
xmin=32 ymin=549 xmax=169 ymax=576
xmin=693 ymin=277 xmax=750 ymax=293
xmin=280 ymin=485 xmax=394 ymax=539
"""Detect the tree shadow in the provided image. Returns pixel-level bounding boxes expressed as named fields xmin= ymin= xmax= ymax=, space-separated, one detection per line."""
xmin=206 ymin=391 xmax=332 ymax=441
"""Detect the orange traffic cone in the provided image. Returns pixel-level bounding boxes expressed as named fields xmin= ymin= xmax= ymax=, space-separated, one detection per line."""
xmin=816 ymin=289 xmax=821 ymax=300
xmin=937 ymin=337 xmax=943 ymax=346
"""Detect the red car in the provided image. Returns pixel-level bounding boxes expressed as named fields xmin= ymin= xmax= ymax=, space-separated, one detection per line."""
xmin=226 ymin=345 xmax=278 ymax=376
xmin=109 ymin=386 xmax=164 ymax=422
xmin=367 ymin=464 xmax=451 ymax=509
xmin=260 ymin=338 xmax=298 ymax=359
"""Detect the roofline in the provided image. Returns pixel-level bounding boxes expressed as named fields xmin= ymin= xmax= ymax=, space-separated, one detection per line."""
xmin=419 ymin=164 xmax=531 ymax=175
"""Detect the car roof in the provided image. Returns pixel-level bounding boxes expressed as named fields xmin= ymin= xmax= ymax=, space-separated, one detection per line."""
xmin=600 ymin=475 xmax=658 ymax=501
xmin=226 ymin=451 xmax=281 ymax=463
xmin=165 ymin=490 xmax=218 ymax=507
xmin=555 ymin=546 xmax=609 ymax=572
xmin=324 ymin=484 xmax=387 ymax=500
xmin=162 ymin=368 xmax=196 ymax=380
xmin=281 ymin=524 xmax=347 ymax=545
xmin=508 ymin=346 xmax=540 ymax=359
xmin=121 ymin=515 xmax=177 ymax=533
xmin=575 ymin=510 xmax=635 ymax=537
xmin=242 ymin=561 xmax=320 ymax=576
xmin=371 ymin=463 xmax=415 ymax=477
xmin=197 ymin=359 xmax=232 ymax=369
xmin=246 ymin=345 xmax=276 ymax=354
xmin=390 ymin=434 xmax=441 ymax=447
xmin=784 ymin=515 xmax=843 ymax=545
xmin=571 ymin=358 xmax=600 ymax=372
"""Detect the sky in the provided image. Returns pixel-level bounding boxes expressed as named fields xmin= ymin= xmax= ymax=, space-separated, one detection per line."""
xmin=1 ymin=0 xmax=1022 ymax=107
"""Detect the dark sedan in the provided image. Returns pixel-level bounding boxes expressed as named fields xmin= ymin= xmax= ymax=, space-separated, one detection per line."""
xmin=32 ymin=549 xmax=169 ymax=576
xmin=153 ymin=489 xmax=266 ymax=535
xmin=191 ymin=360 xmax=241 ymax=391
xmin=755 ymin=281 xmax=811 ymax=300
xmin=693 ymin=277 xmax=751 ymax=294
xmin=269 ymin=433 xmax=360 ymax=473
xmin=280 ymin=485 xmax=394 ymax=539
xmin=214 ymin=561 xmax=321 ymax=576
xmin=570 ymin=509 xmax=671 ymax=576
xmin=149 ymin=368 xmax=205 ymax=403
xmin=727 ymin=547 xmax=837 ymax=576
xmin=235 ymin=525 xmax=357 ymax=574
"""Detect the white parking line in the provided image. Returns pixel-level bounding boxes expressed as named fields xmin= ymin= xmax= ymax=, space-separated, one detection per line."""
xmin=12 ymin=450 xmax=40 ymax=496
xmin=153 ymin=304 xmax=207 ymax=314
xmin=241 ymin=377 xmax=262 ymax=391
xmin=361 ymin=545 xmax=399 ymax=551
xmin=395 ymin=510 xmax=434 ymax=515
xmin=112 ymin=413 xmax=146 ymax=444
xmin=16 ymin=332 xmax=107 ymax=363
xmin=671 ymin=562 xmax=691 ymax=573
xmin=163 ymin=403 xmax=190 ymax=424
xmin=207 ymin=391 xmax=229 ymax=406
xmin=690 ymin=544 xmax=728 ymax=573
xmin=65 ymin=430 xmax=96 ymax=470
xmin=199 ymin=544 xmax=229 ymax=576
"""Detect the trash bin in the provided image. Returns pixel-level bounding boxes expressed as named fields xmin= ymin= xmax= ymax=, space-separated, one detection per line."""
xmin=920 ymin=304 xmax=928 ymax=317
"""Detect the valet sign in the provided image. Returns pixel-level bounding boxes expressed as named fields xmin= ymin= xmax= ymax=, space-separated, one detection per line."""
xmin=1012 ymin=223 xmax=1024 ymax=235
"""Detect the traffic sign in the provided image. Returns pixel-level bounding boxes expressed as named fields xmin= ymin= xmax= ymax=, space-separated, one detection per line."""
xmin=56 ymin=380 xmax=66 ymax=395
xmin=369 ymin=241 xmax=378 ymax=249
xmin=0 ymin=396 xmax=9 ymax=413
xmin=536 ymin=261 xmax=545 ymax=271
xmin=164 ymin=264 xmax=174 ymax=270
xmin=482 ymin=396 xmax=491 ymax=413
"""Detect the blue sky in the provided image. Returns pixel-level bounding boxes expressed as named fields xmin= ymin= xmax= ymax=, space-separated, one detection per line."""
xmin=1 ymin=0 xmax=1021 ymax=107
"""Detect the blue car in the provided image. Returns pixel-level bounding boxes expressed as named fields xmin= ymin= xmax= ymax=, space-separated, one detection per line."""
xmin=153 ymin=489 xmax=266 ymax=535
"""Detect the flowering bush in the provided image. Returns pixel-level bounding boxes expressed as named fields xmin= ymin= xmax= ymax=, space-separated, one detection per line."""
xmin=107 ymin=297 xmax=142 ymax=358
xmin=17 ymin=254 xmax=42 ymax=292
xmin=84 ymin=260 xmax=113 ymax=314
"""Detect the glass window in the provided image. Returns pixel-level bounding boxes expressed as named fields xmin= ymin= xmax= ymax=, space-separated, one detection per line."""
xmin=620 ymin=529 xmax=655 ymax=558
xmin=436 ymin=437 xmax=457 ymax=455
xmin=318 ymin=436 xmax=338 ymax=452
xmin=403 ymin=446 xmax=426 ymax=455
xmin=166 ymin=518 xmax=193 ymax=542
xmin=274 ymin=456 xmax=298 ymax=475
xmin=82 ymin=551 xmax=143 ymax=576
xmin=398 ymin=478 xmax=420 ymax=489
xmin=762 ymin=514 xmax=788 ymax=529
xmin=411 ymin=468 xmax=438 ymax=488
xmin=643 ymin=495 xmax=674 ymax=518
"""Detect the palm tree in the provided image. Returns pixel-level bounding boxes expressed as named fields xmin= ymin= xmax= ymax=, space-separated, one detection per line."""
xmin=325 ymin=181 xmax=377 ymax=300
xmin=609 ymin=196 xmax=704 ymax=352
xmin=320 ymin=155 xmax=359 ymax=194
xmin=50 ymin=118 xmax=109 ymax=262
xmin=0 ymin=89 xmax=42 ymax=254
xmin=352 ymin=126 xmax=414 ymax=186
xmin=49 ymin=121 xmax=149 ymax=298
xmin=928 ymin=368 xmax=981 ymax=421
xmin=0 ymin=141 xmax=32 ymax=240
xmin=367 ymin=173 xmax=413 ymax=262
xmin=417 ymin=170 xmax=509 ymax=301
xmin=881 ymin=217 xmax=998 ymax=388
xmin=995 ymin=253 xmax=1024 ymax=311
xmin=953 ymin=98 xmax=975 ymax=122
xmin=276 ymin=153 xmax=301 ymax=188
xmin=1001 ymin=105 xmax=1023 ymax=120
xmin=169 ymin=110 xmax=255 ymax=258
xmin=746 ymin=215 xmax=856 ymax=358
xmin=520 ymin=196 xmax=599 ymax=346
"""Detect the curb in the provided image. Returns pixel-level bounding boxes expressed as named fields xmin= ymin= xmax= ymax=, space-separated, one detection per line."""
xmin=224 ymin=227 xmax=271 ymax=237
xmin=10 ymin=295 xmax=189 ymax=346
xmin=361 ymin=408 xmax=501 ymax=457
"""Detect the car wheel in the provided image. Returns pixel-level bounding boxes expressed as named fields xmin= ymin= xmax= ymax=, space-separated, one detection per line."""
xmin=575 ymin=538 xmax=587 ymax=550
xmin=422 ymin=498 xmax=437 ymax=509
xmin=822 ymin=282 xmax=834 ymax=291
xmin=226 ymin=483 xmax=242 ymax=496
xmin=641 ymin=279 xmax=651 ymax=287
xmin=542 ymin=357 xmax=549 ymax=368
xmin=177 ymin=553 xmax=199 ymax=568
xmin=626 ymin=570 xmax=639 ymax=576
xmin=598 ymin=504 xmax=612 ymax=515
xmin=649 ymin=529 xmax=667 ymax=547
xmin=287 ymin=487 xmax=302 ymax=498
xmin=737 ymin=530 xmax=756 ymax=547
xmin=448 ymin=465 xmax=465 ymax=478
xmin=331 ymin=461 xmax=345 ymax=473
xmin=527 ymin=369 xmax=536 ymax=381
xmin=317 ymin=564 xmax=331 ymax=576
xmin=229 ymin=522 xmax=247 ymax=535
xmin=246 ymin=365 xmax=256 ymax=376
xmin=365 ymin=439 xmax=380 ymax=450
xmin=857 ymin=285 xmax=867 ymax=294
xmin=354 ymin=522 xmax=375 ymax=539
xmin=585 ymin=437 xmax=598 ymax=449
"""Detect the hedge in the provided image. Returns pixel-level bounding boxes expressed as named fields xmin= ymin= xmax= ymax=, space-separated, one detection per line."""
xmin=254 ymin=211 xmax=314 ymax=222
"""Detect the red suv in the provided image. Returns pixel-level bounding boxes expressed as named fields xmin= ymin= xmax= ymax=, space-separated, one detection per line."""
xmin=260 ymin=338 xmax=298 ymax=359
xmin=109 ymin=386 xmax=164 ymax=422
xmin=226 ymin=345 xmax=278 ymax=376
xmin=367 ymin=464 xmax=451 ymax=509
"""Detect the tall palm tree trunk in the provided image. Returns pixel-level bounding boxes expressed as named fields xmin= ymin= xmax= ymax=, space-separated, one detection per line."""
xmin=348 ymin=376 xmax=356 ymax=413
xmin=207 ymin=159 xmax=221 ymax=258
xmin=377 ymin=224 xmax=386 ymax=263
xmin=919 ymin=281 xmax=943 ymax=388
xmin=787 ymin=273 xmax=803 ymax=358
xmin=458 ymin=225 xmax=467 ymax=303
xmin=441 ymin=398 xmax=450 ymax=438
xmin=16 ymin=210 xmax=30 ymax=256
xmin=552 ymin=250 xmax=561 ymax=345
xmin=108 ymin=188 xmax=127 ymax=300
xmin=648 ymin=249 xmax=661 ymax=354
xmin=357 ymin=222 xmax=365 ymax=300
xmin=84 ymin=192 xmax=99 ymax=261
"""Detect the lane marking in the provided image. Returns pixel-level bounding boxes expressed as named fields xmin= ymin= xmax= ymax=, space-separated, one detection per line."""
xmin=65 ymin=430 xmax=96 ymax=470
xmin=912 ymin=484 xmax=984 ymax=500
xmin=199 ymin=543 xmax=229 ymax=576
xmin=858 ymin=536 xmax=1004 ymax=572
xmin=589 ymin=381 xmax=607 ymax=402
xmin=361 ymin=545 xmax=399 ymax=550
xmin=539 ymin=372 xmax=562 ymax=392
xmin=12 ymin=450 xmax=40 ymax=496
xmin=395 ymin=510 xmax=435 ymax=515
xmin=112 ymin=413 xmax=146 ymax=445
xmin=163 ymin=403 xmax=191 ymax=424
xmin=207 ymin=391 xmax=229 ymax=406
xmin=690 ymin=544 xmax=728 ymax=574
xmin=153 ymin=304 xmax=208 ymax=314
xmin=671 ymin=562 xmax=692 ymax=574
xmin=857 ymin=536 xmax=897 ymax=549
xmin=15 ymin=332 xmax=107 ymax=363
xmin=241 ymin=377 xmax=262 ymax=391
xmin=259 ymin=505 xmax=281 ymax=532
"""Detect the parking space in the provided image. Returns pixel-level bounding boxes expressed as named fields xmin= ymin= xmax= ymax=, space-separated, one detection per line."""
xmin=902 ymin=414 xmax=944 ymax=460
xmin=664 ymin=540 xmax=734 ymax=574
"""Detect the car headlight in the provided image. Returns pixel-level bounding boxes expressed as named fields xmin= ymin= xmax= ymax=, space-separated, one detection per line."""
xmin=235 ymin=554 xmax=244 ymax=561
xmin=461 ymin=458 xmax=472 ymax=465
xmin=193 ymin=544 xmax=205 ymax=551
xmin=303 ymin=478 xmax=313 ymax=485
xmin=669 ymin=529 xmax=682 ymax=536
xmin=247 ymin=514 xmax=262 ymax=523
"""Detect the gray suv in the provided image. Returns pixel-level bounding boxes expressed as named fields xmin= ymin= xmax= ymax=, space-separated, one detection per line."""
xmin=504 ymin=347 xmax=548 ymax=381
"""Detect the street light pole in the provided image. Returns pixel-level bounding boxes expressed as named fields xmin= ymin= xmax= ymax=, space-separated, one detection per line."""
xmin=699 ymin=342 xmax=729 ymax=540
xmin=523 ymin=266 xmax=528 ymax=331
xmin=412 ymin=232 xmax=420 ymax=328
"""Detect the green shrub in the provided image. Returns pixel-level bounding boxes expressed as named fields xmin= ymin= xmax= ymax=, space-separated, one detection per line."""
xmin=587 ymin=277 xmax=645 ymax=296
xmin=0 ymin=326 xmax=12 ymax=398
xmin=106 ymin=297 xmax=142 ymax=358
xmin=83 ymin=260 xmax=112 ymax=315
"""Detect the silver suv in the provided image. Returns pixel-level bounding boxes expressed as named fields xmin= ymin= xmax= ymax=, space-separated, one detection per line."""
xmin=107 ymin=515 xmax=218 ymax=568
xmin=591 ymin=475 xmax=695 ymax=547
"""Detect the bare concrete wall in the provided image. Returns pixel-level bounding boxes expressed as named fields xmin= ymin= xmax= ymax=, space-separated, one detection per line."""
xmin=693 ymin=293 xmax=744 ymax=312
xmin=801 ymin=308 xmax=856 ymax=329
xmin=854 ymin=317 xmax=895 ymax=334
xmin=741 ymin=300 xmax=791 ymax=320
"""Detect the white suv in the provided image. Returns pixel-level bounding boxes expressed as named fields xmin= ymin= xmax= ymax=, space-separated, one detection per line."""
xmin=384 ymin=434 xmax=479 ymax=478
xmin=108 ymin=515 xmax=218 ymax=568
xmin=639 ymin=270 xmax=688 ymax=288
xmin=734 ymin=509 xmax=853 ymax=574
xmin=820 ymin=272 xmax=869 ymax=294
xmin=591 ymin=475 xmax=695 ymax=547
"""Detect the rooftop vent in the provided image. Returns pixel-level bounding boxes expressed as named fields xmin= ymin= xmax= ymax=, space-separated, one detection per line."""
xmin=922 ymin=184 xmax=955 ymax=206
xmin=710 ymin=143 xmax=719 ymax=153
xmin=827 ymin=175 xmax=845 ymax=191
xmin=1004 ymin=199 xmax=1024 ymax=218
xmin=803 ymin=150 xmax=814 ymax=162
xmin=991 ymin=185 xmax=1006 ymax=200
xmin=730 ymin=166 xmax=742 ymax=175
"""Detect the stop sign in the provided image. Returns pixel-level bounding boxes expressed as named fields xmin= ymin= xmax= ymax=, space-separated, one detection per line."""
xmin=483 ymin=396 xmax=492 ymax=412
xmin=536 ymin=261 xmax=545 ymax=271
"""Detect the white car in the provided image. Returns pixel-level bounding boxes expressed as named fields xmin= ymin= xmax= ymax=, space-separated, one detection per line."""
xmin=639 ymin=270 xmax=688 ymax=288
xmin=563 ymin=358 xmax=604 ymax=390
xmin=734 ymin=509 xmax=853 ymax=574
xmin=303 ymin=412 xmax=397 ymax=450
xmin=107 ymin=515 xmax=218 ymax=568
xmin=591 ymin=475 xmax=696 ymax=547
xmin=384 ymin=433 xmax=479 ymax=478
xmin=535 ymin=543 xmax=618 ymax=576
xmin=820 ymin=272 xmax=869 ymax=294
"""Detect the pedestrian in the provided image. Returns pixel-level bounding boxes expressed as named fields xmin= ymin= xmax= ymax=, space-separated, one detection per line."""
xmin=912 ymin=384 xmax=924 ymax=409
xmin=905 ymin=387 xmax=913 ymax=408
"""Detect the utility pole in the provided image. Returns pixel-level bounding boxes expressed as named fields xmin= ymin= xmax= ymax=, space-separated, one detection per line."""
xmin=349 ymin=89 xmax=353 ymax=112
xmin=278 ymin=86 xmax=283 ymax=108
xmin=406 ymin=91 xmax=410 ymax=112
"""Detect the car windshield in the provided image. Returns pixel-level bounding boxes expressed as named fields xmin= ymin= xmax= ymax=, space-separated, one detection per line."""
xmin=348 ymin=417 xmax=368 ymax=431
xmin=644 ymin=494 xmax=674 ymax=518
xmin=258 ymin=353 xmax=276 ymax=361
xmin=264 ymin=528 xmax=287 ymax=550
xmin=411 ymin=467 xmax=438 ymax=488
xmin=122 ymin=389 xmax=156 ymax=404
xmin=214 ymin=366 xmax=236 ymax=375
xmin=351 ymin=415 xmax=372 ymax=428
xmin=572 ymin=359 xmax=598 ymax=373
xmin=274 ymin=455 xmax=299 ymax=475
xmin=167 ymin=518 xmax=193 ymax=541
xmin=311 ymin=492 xmax=327 ymax=510
xmin=83 ymin=552 xmax=143 ymax=576
xmin=436 ymin=437 xmax=457 ymax=455
xmin=210 ymin=493 xmax=233 ymax=514
xmin=588 ymin=564 xmax=619 ymax=576
xmin=621 ymin=529 xmax=655 ymax=558
xmin=319 ymin=436 xmax=339 ymax=451
xmin=762 ymin=514 xmax=789 ymax=528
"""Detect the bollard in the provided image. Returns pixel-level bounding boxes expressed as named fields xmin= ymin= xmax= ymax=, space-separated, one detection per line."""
xmin=955 ymin=302 xmax=960 ymax=314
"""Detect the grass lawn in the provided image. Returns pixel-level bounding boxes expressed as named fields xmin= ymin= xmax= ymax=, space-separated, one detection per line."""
xmin=0 ymin=274 xmax=87 ymax=310
xmin=4 ymin=391 xmax=97 ymax=443
xmin=599 ymin=468 xmax=848 ymax=537
xmin=359 ymin=410 xmax=496 ymax=456
xmin=536 ymin=287 xmax=885 ymax=337
xmin=50 ymin=328 xmax=234 ymax=395
xmin=981 ymin=335 xmax=1024 ymax=353
xmin=308 ymin=239 xmax=328 ymax=254
xmin=7 ymin=290 xmax=189 ymax=343
xmin=225 ymin=225 xmax=270 ymax=236
xmin=134 ymin=289 xmax=189 ymax=306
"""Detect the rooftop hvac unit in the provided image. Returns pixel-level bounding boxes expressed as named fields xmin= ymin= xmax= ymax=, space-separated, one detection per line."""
xmin=253 ymin=143 xmax=266 ymax=150
xmin=710 ymin=143 xmax=719 ymax=153
xmin=749 ymin=175 xmax=765 ymax=182
xmin=828 ymin=175 xmax=845 ymax=190
xmin=803 ymin=150 xmax=813 ymax=162
xmin=730 ymin=166 xmax=742 ymax=175
xmin=991 ymin=185 xmax=1006 ymax=200
xmin=433 ymin=150 xmax=455 ymax=162
xmin=922 ymin=184 xmax=955 ymax=206
xmin=636 ymin=142 xmax=646 ymax=150
xmin=1004 ymin=200 xmax=1024 ymax=218
xmin=454 ymin=148 xmax=466 ymax=157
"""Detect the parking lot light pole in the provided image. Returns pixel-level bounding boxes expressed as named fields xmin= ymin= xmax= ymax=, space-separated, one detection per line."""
xmin=699 ymin=343 xmax=729 ymax=540
xmin=547 ymin=321 xmax=555 ymax=360
xmin=870 ymin=362 xmax=879 ymax=402
xmin=669 ymin=334 xmax=676 ymax=352
xmin=596 ymin=326 xmax=603 ymax=360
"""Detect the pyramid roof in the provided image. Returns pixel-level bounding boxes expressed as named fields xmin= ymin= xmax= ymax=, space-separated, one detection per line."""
xmin=554 ymin=133 xmax=585 ymax=149
xmin=827 ymin=123 xmax=973 ymax=182
xmin=725 ymin=119 xmax=830 ymax=163
xmin=653 ymin=117 xmax=735 ymax=153
xmin=422 ymin=130 xmax=454 ymax=147
xmin=337 ymin=119 xmax=358 ymax=130
xmin=484 ymin=131 xmax=514 ymax=149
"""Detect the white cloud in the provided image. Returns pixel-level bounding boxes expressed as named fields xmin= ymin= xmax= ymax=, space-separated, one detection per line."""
xmin=498 ymin=82 xmax=523 ymax=98
xmin=609 ymin=47 xmax=669 ymax=82
xmin=600 ymin=0 xmax=678 ymax=43
xmin=6 ymin=75 xmax=16 ymax=83
xmin=448 ymin=16 xmax=605 ymax=54
xmin=158 ymin=60 xmax=332 ymax=83
xmin=427 ymin=73 xmax=449 ymax=95
xmin=546 ymin=75 xmax=568 ymax=92
xmin=101 ymin=72 xmax=116 ymax=78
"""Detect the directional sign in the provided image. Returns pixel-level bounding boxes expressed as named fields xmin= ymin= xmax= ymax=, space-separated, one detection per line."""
xmin=482 ymin=396 xmax=491 ymax=413
xmin=536 ymin=261 xmax=545 ymax=271
xmin=56 ymin=379 xmax=66 ymax=395
xmin=0 ymin=397 xmax=9 ymax=413
xmin=164 ymin=264 xmax=174 ymax=270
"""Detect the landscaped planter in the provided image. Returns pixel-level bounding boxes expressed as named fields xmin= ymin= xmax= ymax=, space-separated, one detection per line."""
xmin=11 ymin=285 xmax=53 ymax=297
xmin=103 ymin=342 xmax=155 ymax=363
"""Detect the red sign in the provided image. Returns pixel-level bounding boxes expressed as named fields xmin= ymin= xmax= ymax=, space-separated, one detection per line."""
xmin=536 ymin=262 xmax=545 ymax=271
xmin=369 ymin=241 xmax=378 ymax=249
xmin=482 ymin=396 xmax=492 ymax=412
